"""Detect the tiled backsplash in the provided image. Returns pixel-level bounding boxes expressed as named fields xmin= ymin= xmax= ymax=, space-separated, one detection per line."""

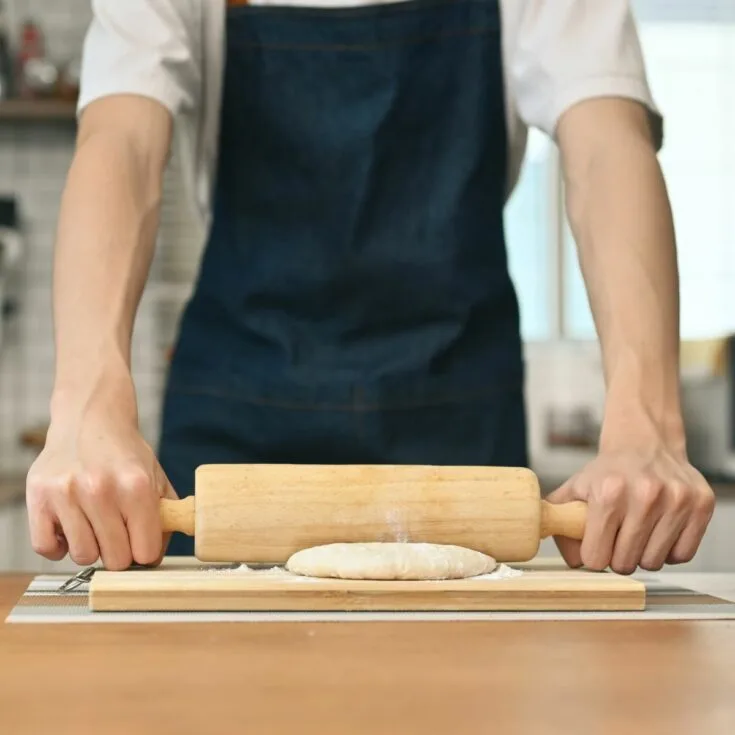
xmin=0 ymin=0 xmax=205 ymax=475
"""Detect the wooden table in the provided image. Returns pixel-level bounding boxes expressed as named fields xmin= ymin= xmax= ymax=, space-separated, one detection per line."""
xmin=2 ymin=575 xmax=735 ymax=734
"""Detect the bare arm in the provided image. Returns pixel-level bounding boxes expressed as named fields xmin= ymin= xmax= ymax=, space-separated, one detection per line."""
xmin=52 ymin=94 xmax=172 ymax=423
xmin=27 ymin=95 xmax=177 ymax=570
xmin=559 ymin=98 xmax=682 ymax=450
xmin=549 ymin=98 xmax=714 ymax=573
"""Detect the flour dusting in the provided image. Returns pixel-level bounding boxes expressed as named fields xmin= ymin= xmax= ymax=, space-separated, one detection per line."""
xmin=385 ymin=508 xmax=409 ymax=543
xmin=469 ymin=564 xmax=523 ymax=581
xmin=203 ymin=564 xmax=322 ymax=581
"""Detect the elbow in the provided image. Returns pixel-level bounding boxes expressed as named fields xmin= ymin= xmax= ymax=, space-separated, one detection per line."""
xmin=70 ymin=131 xmax=165 ymax=219
xmin=75 ymin=95 xmax=173 ymax=192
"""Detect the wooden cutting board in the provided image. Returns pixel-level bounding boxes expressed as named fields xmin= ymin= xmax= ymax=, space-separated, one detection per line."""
xmin=89 ymin=557 xmax=645 ymax=612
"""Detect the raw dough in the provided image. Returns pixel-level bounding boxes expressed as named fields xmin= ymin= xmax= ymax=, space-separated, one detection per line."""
xmin=285 ymin=542 xmax=497 ymax=580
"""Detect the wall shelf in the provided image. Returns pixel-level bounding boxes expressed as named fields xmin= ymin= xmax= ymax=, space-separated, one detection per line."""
xmin=0 ymin=98 xmax=77 ymax=122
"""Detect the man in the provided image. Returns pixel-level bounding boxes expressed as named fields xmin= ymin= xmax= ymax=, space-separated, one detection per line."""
xmin=26 ymin=0 xmax=714 ymax=573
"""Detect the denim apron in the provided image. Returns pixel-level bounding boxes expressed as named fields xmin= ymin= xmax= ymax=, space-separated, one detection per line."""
xmin=159 ymin=0 xmax=527 ymax=555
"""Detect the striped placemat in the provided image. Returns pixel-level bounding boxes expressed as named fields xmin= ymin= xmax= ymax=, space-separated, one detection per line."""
xmin=6 ymin=573 xmax=735 ymax=623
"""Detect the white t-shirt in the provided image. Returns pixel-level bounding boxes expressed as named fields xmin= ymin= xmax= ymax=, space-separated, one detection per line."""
xmin=78 ymin=0 xmax=662 ymax=233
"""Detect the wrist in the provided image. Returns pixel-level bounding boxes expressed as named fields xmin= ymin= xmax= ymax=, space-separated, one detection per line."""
xmin=600 ymin=348 xmax=686 ymax=455
xmin=599 ymin=402 xmax=686 ymax=457
xmin=50 ymin=358 xmax=138 ymax=429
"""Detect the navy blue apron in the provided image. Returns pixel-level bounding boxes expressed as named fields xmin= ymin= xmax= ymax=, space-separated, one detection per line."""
xmin=159 ymin=0 xmax=527 ymax=555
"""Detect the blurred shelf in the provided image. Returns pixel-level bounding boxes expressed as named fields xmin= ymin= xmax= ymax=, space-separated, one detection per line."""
xmin=0 ymin=98 xmax=77 ymax=122
xmin=0 ymin=475 xmax=25 ymax=507
xmin=20 ymin=425 xmax=46 ymax=453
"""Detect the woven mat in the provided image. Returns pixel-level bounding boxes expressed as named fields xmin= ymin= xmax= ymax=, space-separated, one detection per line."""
xmin=6 ymin=573 xmax=735 ymax=623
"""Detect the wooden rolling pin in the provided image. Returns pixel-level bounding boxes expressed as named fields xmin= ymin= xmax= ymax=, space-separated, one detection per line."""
xmin=160 ymin=464 xmax=586 ymax=563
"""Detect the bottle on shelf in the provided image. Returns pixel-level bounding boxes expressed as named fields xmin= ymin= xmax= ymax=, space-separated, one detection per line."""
xmin=16 ymin=18 xmax=44 ymax=99
xmin=0 ymin=1 xmax=13 ymax=100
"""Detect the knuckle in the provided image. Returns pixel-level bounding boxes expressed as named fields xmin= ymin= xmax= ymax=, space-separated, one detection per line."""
xmin=57 ymin=480 xmax=76 ymax=502
xmin=595 ymin=476 xmax=626 ymax=507
xmin=27 ymin=473 xmax=72 ymax=502
xmin=81 ymin=472 xmax=113 ymax=500
xmin=696 ymin=490 xmax=716 ymax=516
xmin=636 ymin=476 xmax=663 ymax=508
xmin=120 ymin=467 xmax=152 ymax=498
xmin=25 ymin=473 xmax=45 ymax=498
xmin=667 ymin=480 xmax=690 ymax=510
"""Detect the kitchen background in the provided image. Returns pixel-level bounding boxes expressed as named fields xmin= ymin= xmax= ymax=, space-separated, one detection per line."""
xmin=0 ymin=0 xmax=734 ymax=572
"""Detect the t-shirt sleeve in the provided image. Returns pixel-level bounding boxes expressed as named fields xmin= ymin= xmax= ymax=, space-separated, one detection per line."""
xmin=509 ymin=0 xmax=663 ymax=149
xmin=77 ymin=0 xmax=201 ymax=118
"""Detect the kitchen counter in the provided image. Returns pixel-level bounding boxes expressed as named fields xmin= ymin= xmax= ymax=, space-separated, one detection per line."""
xmin=2 ymin=573 xmax=734 ymax=734
xmin=637 ymin=571 xmax=735 ymax=601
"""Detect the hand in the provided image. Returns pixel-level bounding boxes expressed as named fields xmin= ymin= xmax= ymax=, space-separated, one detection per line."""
xmin=26 ymin=404 xmax=177 ymax=571
xmin=546 ymin=445 xmax=715 ymax=574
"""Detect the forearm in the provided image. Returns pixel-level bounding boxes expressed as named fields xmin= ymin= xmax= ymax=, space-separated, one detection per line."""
xmin=50 ymin=97 xmax=171 ymax=425
xmin=560 ymin=100 xmax=684 ymax=453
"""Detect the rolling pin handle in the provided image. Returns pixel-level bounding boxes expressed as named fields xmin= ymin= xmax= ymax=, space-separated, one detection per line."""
xmin=540 ymin=500 xmax=587 ymax=541
xmin=160 ymin=496 xmax=196 ymax=536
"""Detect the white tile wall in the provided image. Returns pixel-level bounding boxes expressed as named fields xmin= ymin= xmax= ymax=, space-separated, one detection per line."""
xmin=0 ymin=1 xmax=205 ymax=477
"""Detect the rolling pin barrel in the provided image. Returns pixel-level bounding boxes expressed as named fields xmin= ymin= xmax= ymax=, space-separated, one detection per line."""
xmin=156 ymin=465 xmax=589 ymax=563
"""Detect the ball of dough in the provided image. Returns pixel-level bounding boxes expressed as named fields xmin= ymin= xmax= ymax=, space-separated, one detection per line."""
xmin=285 ymin=542 xmax=496 ymax=580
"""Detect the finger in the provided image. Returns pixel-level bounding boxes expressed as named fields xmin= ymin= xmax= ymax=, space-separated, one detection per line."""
xmin=119 ymin=469 xmax=162 ymax=566
xmin=640 ymin=512 xmax=688 ymax=571
xmin=54 ymin=501 xmax=100 ymax=567
xmin=580 ymin=477 xmax=626 ymax=571
xmin=78 ymin=474 xmax=133 ymax=572
xmin=545 ymin=479 xmax=577 ymax=506
xmin=610 ymin=479 xmax=664 ymax=574
xmin=554 ymin=537 xmax=582 ymax=568
xmin=546 ymin=479 xmax=584 ymax=568
xmin=156 ymin=473 xmax=180 ymax=566
xmin=666 ymin=520 xmax=706 ymax=565
xmin=611 ymin=507 xmax=661 ymax=575
xmin=28 ymin=507 xmax=68 ymax=561
xmin=667 ymin=493 xmax=715 ymax=565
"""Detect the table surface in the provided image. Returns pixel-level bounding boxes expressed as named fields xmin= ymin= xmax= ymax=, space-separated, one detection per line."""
xmin=2 ymin=575 xmax=735 ymax=735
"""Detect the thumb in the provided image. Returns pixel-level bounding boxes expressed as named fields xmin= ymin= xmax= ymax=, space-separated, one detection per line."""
xmin=545 ymin=479 xmax=583 ymax=569
xmin=545 ymin=478 xmax=576 ymax=506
